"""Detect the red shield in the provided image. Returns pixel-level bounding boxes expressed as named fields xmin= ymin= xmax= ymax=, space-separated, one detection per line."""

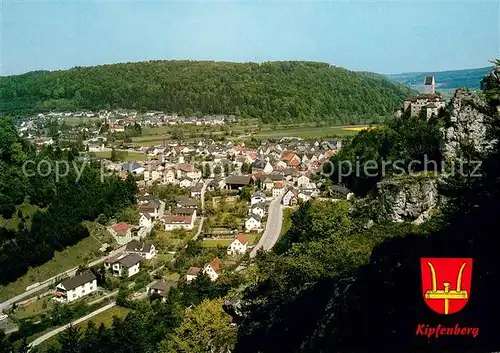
xmin=420 ymin=258 xmax=473 ymax=315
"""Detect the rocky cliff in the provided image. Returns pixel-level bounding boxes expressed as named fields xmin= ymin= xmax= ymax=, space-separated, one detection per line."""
xmin=350 ymin=173 xmax=442 ymax=225
xmin=442 ymin=88 xmax=494 ymax=160
xmin=375 ymin=174 xmax=441 ymax=224
xmin=363 ymin=88 xmax=494 ymax=225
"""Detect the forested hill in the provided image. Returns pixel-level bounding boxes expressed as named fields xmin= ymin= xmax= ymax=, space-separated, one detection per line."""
xmin=0 ymin=61 xmax=414 ymax=123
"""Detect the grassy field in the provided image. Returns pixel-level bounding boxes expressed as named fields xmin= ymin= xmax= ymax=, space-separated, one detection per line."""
xmin=154 ymin=224 xmax=198 ymax=251
xmin=249 ymin=125 xmax=361 ymax=139
xmin=13 ymin=296 xmax=55 ymax=319
xmin=200 ymin=233 xmax=258 ymax=247
xmin=126 ymin=123 xmax=369 ymax=147
xmin=75 ymin=305 xmax=131 ymax=329
xmin=280 ymin=208 xmax=295 ymax=238
xmin=0 ymin=201 xmax=40 ymax=231
xmin=130 ymin=138 xmax=166 ymax=147
xmin=157 ymin=253 xmax=174 ymax=263
xmin=164 ymin=272 xmax=180 ymax=281
xmin=0 ymin=234 xmax=102 ymax=302
xmin=36 ymin=305 xmax=131 ymax=351
xmin=200 ymin=239 xmax=232 ymax=247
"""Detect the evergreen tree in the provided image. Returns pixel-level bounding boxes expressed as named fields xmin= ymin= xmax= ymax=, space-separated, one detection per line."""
xmin=58 ymin=324 xmax=82 ymax=353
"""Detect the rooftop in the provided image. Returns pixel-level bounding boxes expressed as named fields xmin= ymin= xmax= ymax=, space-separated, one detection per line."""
xmin=59 ymin=270 xmax=96 ymax=291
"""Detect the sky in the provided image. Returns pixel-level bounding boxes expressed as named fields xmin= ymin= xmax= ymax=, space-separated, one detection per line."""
xmin=1 ymin=0 xmax=499 ymax=76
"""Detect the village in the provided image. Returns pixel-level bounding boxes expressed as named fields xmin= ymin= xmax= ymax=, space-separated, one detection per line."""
xmin=53 ymin=133 xmax=353 ymax=302
xmin=0 ymin=113 xmax=356 ymax=343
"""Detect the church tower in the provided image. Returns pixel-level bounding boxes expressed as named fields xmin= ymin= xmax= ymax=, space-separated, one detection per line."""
xmin=424 ymin=76 xmax=436 ymax=94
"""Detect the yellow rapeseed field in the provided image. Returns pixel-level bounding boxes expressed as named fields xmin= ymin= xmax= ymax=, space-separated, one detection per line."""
xmin=342 ymin=126 xmax=378 ymax=131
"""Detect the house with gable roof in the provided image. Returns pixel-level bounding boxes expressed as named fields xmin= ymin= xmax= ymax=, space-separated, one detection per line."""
xmin=203 ymin=257 xmax=222 ymax=281
xmin=186 ymin=267 xmax=202 ymax=282
xmin=250 ymin=191 xmax=266 ymax=205
xmin=227 ymin=234 xmax=249 ymax=255
xmin=104 ymin=253 xmax=142 ymax=278
xmin=125 ymin=239 xmax=157 ymax=260
xmin=55 ymin=270 xmax=97 ymax=303
xmin=282 ymin=188 xmax=299 ymax=206
xmin=245 ymin=214 xmax=262 ymax=231
xmin=272 ymin=181 xmax=285 ymax=198
xmin=250 ymin=202 xmax=266 ymax=218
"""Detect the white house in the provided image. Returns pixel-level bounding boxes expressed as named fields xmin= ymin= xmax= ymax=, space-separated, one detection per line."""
xmin=125 ymin=240 xmax=157 ymax=260
xmin=297 ymin=175 xmax=310 ymax=188
xmin=272 ymin=182 xmax=285 ymax=198
xmin=121 ymin=162 xmax=144 ymax=175
xmin=147 ymin=279 xmax=176 ymax=301
xmin=251 ymin=159 xmax=274 ymax=174
xmin=172 ymin=207 xmax=197 ymax=222
xmin=227 ymin=234 xmax=249 ymax=255
xmin=262 ymin=177 xmax=274 ymax=191
xmin=250 ymin=202 xmax=266 ymax=218
xmin=175 ymin=163 xmax=202 ymax=180
xmin=203 ymin=258 xmax=222 ymax=281
xmin=282 ymin=189 xmax=299 ymax=206
xmin=138 ymin=199 xmax=164 ymax=220
xmin=139 ymin=213 xmax=153 ymax=228
xmin=143 ymin=170 xmax=161 ymax=184
xmin=250 ymin=192 xmax=266 ymax=206
xmin=163 ymin=215 xmax=195 ymax=231
xmin=104 ymin=253 xmax=142 ymax=278
xmin=298 ymin=189 xmax=314 ymax=202
xmin=163 ymin=169 xmax=176 ymax=184
xmin=329 ymin=185 xmax=354 ymax=201
xmin=245 ymin=214 xmax=262 ymax=231
xmin=186 ymin=267 xmax=201 ymax=282
xmin=55 ymin=270 xmax=97 ymax=303
xmin=179 ymin=177 xmax=193 ymax=188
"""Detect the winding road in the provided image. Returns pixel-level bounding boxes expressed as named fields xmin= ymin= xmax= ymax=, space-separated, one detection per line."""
xmin=250 ymin=196 xmax=284 ymax=258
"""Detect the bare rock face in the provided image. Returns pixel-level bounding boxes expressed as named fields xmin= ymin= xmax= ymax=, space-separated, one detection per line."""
xmin=442 ymin=88 xmax=494 ymax=160
xmin=375 ymin=174 xmax=441 ymax=224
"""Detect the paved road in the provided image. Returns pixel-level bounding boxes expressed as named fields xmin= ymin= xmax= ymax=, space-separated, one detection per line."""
xmin=188 ymin=178 xmax=210 ymax=244
xmin=0 ymin=246 xmax=125 ymax=312
xmin=29 ymin=302 xmax=116 ymax=349
xmin=201 ymin=178 xmax=211 ymax=213
xmin=250 ymin=196 xmax=284 ymax=258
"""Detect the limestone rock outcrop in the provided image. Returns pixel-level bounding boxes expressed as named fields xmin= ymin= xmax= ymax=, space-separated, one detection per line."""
xmin=442 ymin=88 xmax=494 ymax=160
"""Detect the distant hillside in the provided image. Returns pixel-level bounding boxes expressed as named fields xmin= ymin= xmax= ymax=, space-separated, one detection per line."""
xmin=387 ymin=66 xmax=493 ymax=93
xmin=0 ymin=60 xmax=413 ymax=123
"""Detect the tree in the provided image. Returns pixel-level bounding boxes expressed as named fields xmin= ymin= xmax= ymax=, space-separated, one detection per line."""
xmin=96 ymin=213 xmax=108 ymax=225
xmin=240 ymin=161 xmax=251 ymax=174
xmin=125 ymin=173 xmax=139 ymax=204
xmin=214 ymin=165 xmax=222 ymax=177
xmin=0 ymin=330 xmax=13 ymax=353
xmin=115 ymin=206 xmax=139 ymax=224
xmin=171 ymin=128 xmax=184 ymax=140
xmin=239 ymin=186 xmax=252 ymax=202
xmin=110 ymin=148 xmax=118 ymax=162
xmin=58 ymin=324 xmax=82 ymax=353
xmin=158 ymin=298 xmax=236 ymax=353
xmin=0 ymin=61 xmax=412 ymax=124
xmin=275 ymin=200 xmax=351 ymax=254
xmin=17 ymin=337 xmax=32 ymax=353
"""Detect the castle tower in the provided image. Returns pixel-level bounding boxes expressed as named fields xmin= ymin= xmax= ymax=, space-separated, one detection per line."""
xmin=424 ymin=76 xmax=435 ymax=94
